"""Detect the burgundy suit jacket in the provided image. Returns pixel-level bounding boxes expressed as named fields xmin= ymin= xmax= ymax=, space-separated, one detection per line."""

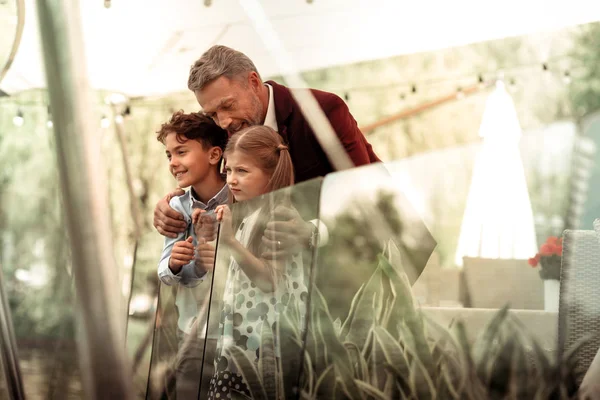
xmin=267 ymin=80 xmax=380 ymax=183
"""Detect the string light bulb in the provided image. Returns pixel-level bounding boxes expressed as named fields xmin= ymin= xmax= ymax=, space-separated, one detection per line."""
xmin=100 ymin=115 xmax=110 ymax=128
xmin=478 ymin=74 xmax=485 ymax=89
xmin=563 ymin=70 xmax=571 ymax=84
xmin=47 ymin=105 xmax=53 ymax=128
xmin=456 ymin=87 xmax=465 ymax=100
xmin=13 ymin=109 xmax=24 ymax=127
xmin=411 ymin=84 xmax=417 ymax=94
xmin=344 ymin=92 xmax=350 ymax=101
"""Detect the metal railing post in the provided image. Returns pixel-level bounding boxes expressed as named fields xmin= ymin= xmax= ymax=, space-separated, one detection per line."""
xmin=35 ymin=1 xmax=133 ymax=398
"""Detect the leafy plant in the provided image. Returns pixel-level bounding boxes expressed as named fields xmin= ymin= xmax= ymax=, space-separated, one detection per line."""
xmin=225 ymin=239 xmax=585 ymax=399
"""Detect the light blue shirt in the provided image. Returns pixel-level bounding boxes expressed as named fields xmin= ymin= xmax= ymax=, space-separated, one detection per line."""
xmin=158 ymin=184 xmax=229 ymax=287
xmin=157 ymin=184 xmax=229 ymax=334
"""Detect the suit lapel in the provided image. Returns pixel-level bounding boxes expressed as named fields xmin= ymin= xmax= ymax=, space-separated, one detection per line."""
xmin=266 ymin=80 xmax=293 ymax=144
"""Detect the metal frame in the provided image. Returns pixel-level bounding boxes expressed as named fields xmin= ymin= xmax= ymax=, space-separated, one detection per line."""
xmin=0 ymin=267 xmax=25 ymax=400
xmin=0 ymin=3 xmax=28 ymax=398
xmin=35 ymin=1 xmax=133 ymax=398
xmin=0 ymin=0 xmax=25 ymax=87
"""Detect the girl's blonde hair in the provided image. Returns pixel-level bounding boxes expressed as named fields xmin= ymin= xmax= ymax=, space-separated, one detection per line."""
xmin=226 ymin=126 xmax=296 ymax=284
xmin=225 ymin=125 xmax=294 ymax=193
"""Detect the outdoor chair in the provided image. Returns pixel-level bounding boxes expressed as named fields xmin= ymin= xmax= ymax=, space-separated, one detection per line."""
xmin=559 ymin=229 xmax=600 ymax=384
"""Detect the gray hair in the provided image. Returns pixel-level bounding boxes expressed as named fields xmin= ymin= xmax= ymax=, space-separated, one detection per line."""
xmin=188 ymin=45 xmax=262 ymax=91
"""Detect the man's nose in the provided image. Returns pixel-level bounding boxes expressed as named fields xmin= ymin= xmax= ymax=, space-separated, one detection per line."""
xmin=219 ymin=114 xmax=232 ymax=130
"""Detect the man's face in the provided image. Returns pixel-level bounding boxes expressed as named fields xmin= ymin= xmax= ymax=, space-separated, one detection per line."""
xmin=195 ymin=74 xmax=264 ymax=136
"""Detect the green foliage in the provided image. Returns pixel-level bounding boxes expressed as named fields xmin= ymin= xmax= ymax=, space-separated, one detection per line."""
xmin=226 ymin=239 xmax=584 ymax=400
xmin=317 ymin=190 xmax=411 ymax=320
xmin=569 ymin=22 xmax=600 ymax=119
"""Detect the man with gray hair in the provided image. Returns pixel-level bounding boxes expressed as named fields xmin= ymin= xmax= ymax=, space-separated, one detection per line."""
xmin=154 ymin=44 xmax=380 ymax=239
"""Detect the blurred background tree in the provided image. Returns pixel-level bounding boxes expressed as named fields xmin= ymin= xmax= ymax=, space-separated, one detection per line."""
xmin=569 ymin=21 xmax=600 ymax=120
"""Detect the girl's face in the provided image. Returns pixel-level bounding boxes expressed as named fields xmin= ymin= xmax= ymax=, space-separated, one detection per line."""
xmin=225 ymin=150 xmax=271 ymax=202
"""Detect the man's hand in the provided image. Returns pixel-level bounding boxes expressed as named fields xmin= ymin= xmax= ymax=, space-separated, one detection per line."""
xmin=154 ymin=188 xmax=187 ymax=238
xmin=261 ymin=206 xmax=312 ymax=258
xmin=195 ymin=240 xmax=216 ymax=274
xmin=168 ymin=237 xmax=194 ymax=273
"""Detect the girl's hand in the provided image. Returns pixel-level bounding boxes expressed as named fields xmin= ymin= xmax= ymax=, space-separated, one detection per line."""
xmin=168 ymin=237 xmax=194 ymax=273
xmin=215 ymin=205 xmax=234 ymax=243
xmin=215 ymin=205 xmax=228 ymax=221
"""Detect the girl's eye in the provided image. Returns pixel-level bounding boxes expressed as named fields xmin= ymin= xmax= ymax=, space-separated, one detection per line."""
xmin=177 ymin=151 xmax=186 ymax=155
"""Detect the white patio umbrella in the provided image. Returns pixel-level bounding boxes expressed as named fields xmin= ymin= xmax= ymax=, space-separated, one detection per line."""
xmin=455 ymin=80 xmax=537 ymax=266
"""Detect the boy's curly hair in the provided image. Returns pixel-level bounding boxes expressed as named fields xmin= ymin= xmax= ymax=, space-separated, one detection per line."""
xmin=156 ymin=110 xmax=227 ymax=150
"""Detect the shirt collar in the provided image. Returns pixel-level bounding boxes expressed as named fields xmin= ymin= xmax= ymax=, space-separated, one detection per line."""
xmin=189 ymin=182 xmax=228 ymax=211
xmin=264 ymin=83 xmax=278 ymax=132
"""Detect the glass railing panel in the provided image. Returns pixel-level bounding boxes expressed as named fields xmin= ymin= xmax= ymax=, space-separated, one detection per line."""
xmin=147 ymin=177 xmax=323 ymax=399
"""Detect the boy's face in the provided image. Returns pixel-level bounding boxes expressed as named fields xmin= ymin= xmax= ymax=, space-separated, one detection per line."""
xmin=164 ymin=132 xmax=221 ymax=189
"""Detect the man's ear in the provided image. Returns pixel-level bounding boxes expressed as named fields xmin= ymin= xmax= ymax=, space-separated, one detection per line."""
xmin=247 ymin=71 xmax=262 ymax=92
xmin=209 ymin=147 xmax=223 ymax=165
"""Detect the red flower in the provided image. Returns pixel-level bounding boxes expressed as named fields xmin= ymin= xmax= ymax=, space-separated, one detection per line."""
xmin=529 ymin=236 xmax=563 ymax=268
xmin=528 ymin=257 xmax=538 ymax=267
xmin=555 ymin=245 xmax=563 ymax=255
xmin=540 ymin=243 xmax=553 ymax=255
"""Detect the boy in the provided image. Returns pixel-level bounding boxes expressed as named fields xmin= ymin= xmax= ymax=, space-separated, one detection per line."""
xmin=157 ymin=110 xmax=227 ymax=288
xmin=156 ymin=110 xmax=228 ymax=398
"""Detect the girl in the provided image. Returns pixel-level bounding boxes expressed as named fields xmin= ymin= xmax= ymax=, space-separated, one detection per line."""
xmin=207 ymin=125 xmax=307 ymax=399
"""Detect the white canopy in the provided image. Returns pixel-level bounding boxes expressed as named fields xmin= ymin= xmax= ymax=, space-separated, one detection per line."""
xmin=3 ymin=0 xmax=600 ymax=97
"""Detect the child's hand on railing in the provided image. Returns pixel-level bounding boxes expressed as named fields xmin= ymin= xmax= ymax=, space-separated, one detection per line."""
xmin=192 ymin=209 xmax=218 ymax=242
xmin=194 ymin=240 xmax=216 ymax=274
xmin=168 ymin=237 xmax=194 ymax=273
xmin=215 ymin=205 xmax=235 ymax=244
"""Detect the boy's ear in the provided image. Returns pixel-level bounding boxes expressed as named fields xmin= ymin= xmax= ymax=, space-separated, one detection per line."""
xmin=209 ymin=147 xmax=223 ymax=165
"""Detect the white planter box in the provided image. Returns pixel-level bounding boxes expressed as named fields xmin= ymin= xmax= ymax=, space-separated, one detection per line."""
xmin=544 ymin=279 xmax=560 ymax=312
